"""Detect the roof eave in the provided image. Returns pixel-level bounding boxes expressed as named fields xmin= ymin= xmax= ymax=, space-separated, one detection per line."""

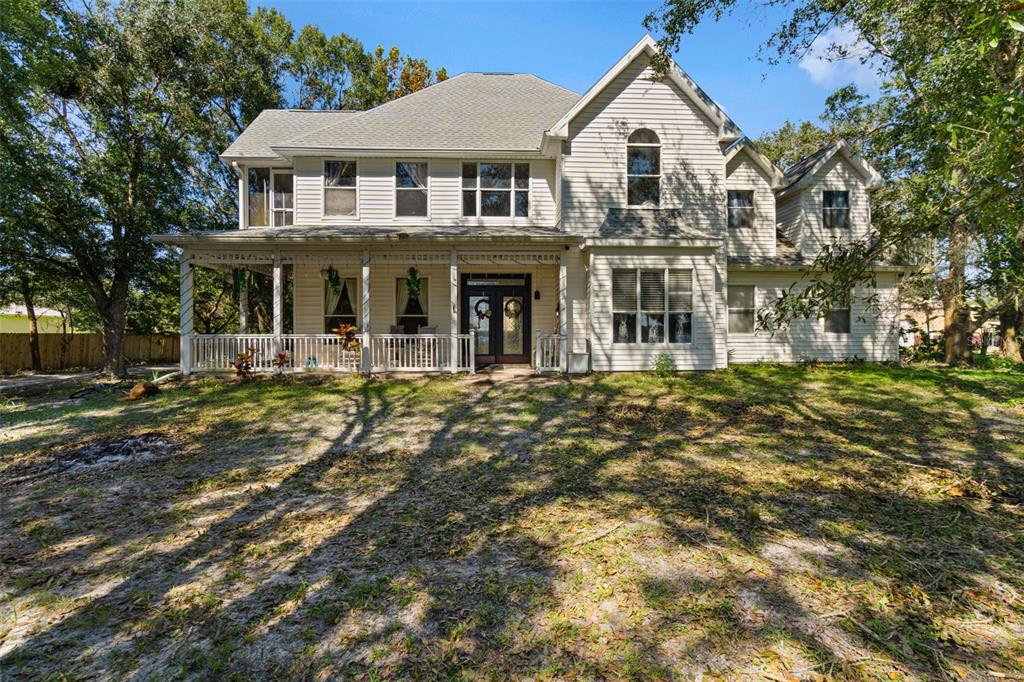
xmin=268 ymin=146 xmax=554 ymax=160
xmin=153 ymin=232 xmax=582 ymax=247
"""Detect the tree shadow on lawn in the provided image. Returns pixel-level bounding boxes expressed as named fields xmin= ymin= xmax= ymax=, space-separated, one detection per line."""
xmin=1 ymin=366 xmax=1023 ymax=679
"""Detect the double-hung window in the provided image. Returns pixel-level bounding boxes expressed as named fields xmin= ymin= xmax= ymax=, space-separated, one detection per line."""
xmin=395 ymin=162 xmax=428 ymax=217
xmin=461 ymin=162 xmax=530 ymax=217
xmin=324 ymin=161 xmax=357 ymax=217
xmin=626 ymin=129 xmax=661 ymax=207
xmin=727 ymin=190 xmax=754 ymax=230
xmin=822 ymin=190 xmax=850 ymax=229
xmin=728 ymin=285 xmax=755 ymax=333
xmin=612 ymin=268 xmax=692 ymax=344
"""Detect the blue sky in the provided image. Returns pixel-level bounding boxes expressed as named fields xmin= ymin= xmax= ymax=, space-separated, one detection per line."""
xmin=260 ymin=0 xmax=877 ymax=137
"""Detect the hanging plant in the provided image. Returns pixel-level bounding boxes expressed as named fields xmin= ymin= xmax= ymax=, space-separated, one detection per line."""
xmin=406 ymin=267 xmax=421 ymax=300
xmin=322 ymin=266 xmax=342 ymax=295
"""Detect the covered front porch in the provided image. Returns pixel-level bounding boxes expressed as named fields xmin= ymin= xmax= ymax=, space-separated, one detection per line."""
xmin=175 ymin=241 xmax=573 ymax=375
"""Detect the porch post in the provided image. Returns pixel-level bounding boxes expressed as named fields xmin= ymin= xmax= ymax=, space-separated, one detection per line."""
xmin=559 ymin=248 xmax=568 ymax=373
xmin=361 ymin=249 xmax=371 ymax=374
xmin=450 ymin=249 xmax=458 ymax=372
xmin=179 ymin=251 xmax=193 ymax=375
xmin=272 ymin=255 xmax=282 ymax=355
xmin=238 ymin=270 xmax=248 ymax=334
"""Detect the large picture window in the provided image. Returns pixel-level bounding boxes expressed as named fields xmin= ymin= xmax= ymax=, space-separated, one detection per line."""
xmin=727 ymin=190 xmax=754 ymax=230
xmin=324 ymin=277 xmax=357 ymax=333
xmin=396 ymin=162 xmax=428 ymax=217
xmin=823 ymin=190 xmax=850 ymax=229
xmin=728 ymin=285 xmax=755 ymax=333
xmin=462 ymin=162 xmax=530 ymax=217
xmin=612 ymin=268 xmax=692 ymax=344
xmin=626 ymin=129 xmax=661 ymax=207
xmin=396 ymin=277 xmax=429 ymax=333
xmin=324 ymin=161 xmax=356 ymax=217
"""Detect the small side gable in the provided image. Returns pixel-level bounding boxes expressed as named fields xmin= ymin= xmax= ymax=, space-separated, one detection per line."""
xmin=778 ymin=141 xmax=883 ymax=198
xmin=725 ymin=139 xmax=785 ymax=188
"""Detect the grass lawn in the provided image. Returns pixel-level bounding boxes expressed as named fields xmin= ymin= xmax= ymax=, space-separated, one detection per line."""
xmin=1 ymin=365 xmax=1023 ymax=680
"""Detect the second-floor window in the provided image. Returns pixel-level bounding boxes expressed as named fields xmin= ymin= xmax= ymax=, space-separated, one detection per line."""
xmin=462 ymin=162 xmax=530 ymax=217
xmin=823 ymin=190 xmax=850 ymax=229
xmin=727 ymin=190 xmax=754 ymax=230
xmin=396 ymin=162 xmax=428 ymax=217
xmin=249 ymin=168 xmax=293 ymax=227
xmin=324 ymin=161 xmax=356 ymax=217
xmin=626 ymin=128 xmax=660 ymax=207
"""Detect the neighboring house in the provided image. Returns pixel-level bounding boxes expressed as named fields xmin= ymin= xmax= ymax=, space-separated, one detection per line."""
xmin=156 ymin=36 xmax=901 ymax=374
xmin=0 ymin=305 xmax=70 ymax=334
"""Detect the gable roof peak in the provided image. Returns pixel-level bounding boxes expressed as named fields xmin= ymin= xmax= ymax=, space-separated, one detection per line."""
xmin=780 ymin=139 xmax=884 ymax=194
xmin=546 ymin=34 xmax=740 ymax=142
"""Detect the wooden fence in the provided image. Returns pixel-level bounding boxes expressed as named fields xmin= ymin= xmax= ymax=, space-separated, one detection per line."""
xmin=0 ymin=334 xmax=179 ymax=374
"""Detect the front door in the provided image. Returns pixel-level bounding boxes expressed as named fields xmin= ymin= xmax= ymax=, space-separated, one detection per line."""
xmin=461 ymin=274 xmax=531 ymax=366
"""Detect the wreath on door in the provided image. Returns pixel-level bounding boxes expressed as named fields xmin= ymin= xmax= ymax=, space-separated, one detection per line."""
xmin=474 ymin=298 xmax=492 ymax=319
xmin=504 ymin=298 xmax=523 ymax=318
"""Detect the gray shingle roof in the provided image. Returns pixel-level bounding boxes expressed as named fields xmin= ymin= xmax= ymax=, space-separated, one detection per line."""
xmin=221 ymin=110 xmax=361 ymax=160
xmin=597 ymin=209 xmax=721 ymax=240
xmin=276 ymin=73 xmax=580 ymax=152
xmin=782 ymin=142 xmax=838 ymax=189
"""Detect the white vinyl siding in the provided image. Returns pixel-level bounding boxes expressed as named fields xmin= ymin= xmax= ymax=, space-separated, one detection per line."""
xmin=792 ymin=154 xmax=873 ymax=256
xmin=726 ymin=270 xmax=900 ymax=363
xmin=561 ymin=52 xmax=726 ymax=236
xmin=725 ymin=151 xmax=776 ymax=258
xmin=292 ymin=157 xmax=557 ymax=226
xmin=590 ymin=250 xmax=717 ymax=371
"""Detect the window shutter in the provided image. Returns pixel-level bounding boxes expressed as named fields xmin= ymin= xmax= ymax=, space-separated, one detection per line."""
xmin=640 ymin=271 xmax=665 ymax=310
xmin=667 ymin=270 xmax=692 ymax=312
xmin=612 ymin=270 xmax=636 ymax=310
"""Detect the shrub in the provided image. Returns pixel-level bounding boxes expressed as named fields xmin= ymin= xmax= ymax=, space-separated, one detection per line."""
xmin=651 ymin=353 xmax=676 ymax=377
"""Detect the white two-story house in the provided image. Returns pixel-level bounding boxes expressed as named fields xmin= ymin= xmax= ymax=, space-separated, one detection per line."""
xmin=157 ymin=36 xmax=900 ymax=374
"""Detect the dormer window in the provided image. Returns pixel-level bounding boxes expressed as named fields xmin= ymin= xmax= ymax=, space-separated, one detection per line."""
xmin=626 ymin=128 xmax=660 ymax=207
xmin=823 ymin=190 xmax=850 ymax=229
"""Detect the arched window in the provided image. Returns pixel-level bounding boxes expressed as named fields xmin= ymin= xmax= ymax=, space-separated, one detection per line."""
xmin=626 ymin=128 xmax=661 ymax=207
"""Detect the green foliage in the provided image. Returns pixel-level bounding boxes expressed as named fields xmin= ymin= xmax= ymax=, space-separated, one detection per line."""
xmin=651 ymin=353 xmax=676 ymax=377
xmin=646 ymin=0 xmax=1024 ymax=365
xmin=754 ymin=120 xmax=830 ymax=169
xmin=405 ymin=267 xmax=422 ymax=300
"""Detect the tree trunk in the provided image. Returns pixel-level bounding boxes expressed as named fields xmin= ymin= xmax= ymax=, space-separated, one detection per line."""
xmin=1000 ymin=305 xmax=1023 ymax=363
xmin=941 ymin=220 xmax=973 ymax=365
xmin=18 ymin=276 xmax=42 ymax=371
xmin=99 ymin=292 xmax=129 ymax=377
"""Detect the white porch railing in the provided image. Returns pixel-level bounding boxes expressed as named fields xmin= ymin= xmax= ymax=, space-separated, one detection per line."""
xmin=370 ymin=333 xmax=475 ymax=372
xmin=189 ymin=333 xmax=474 ymax=374
xmin=535 ymin=332 xmax=565 ymax=373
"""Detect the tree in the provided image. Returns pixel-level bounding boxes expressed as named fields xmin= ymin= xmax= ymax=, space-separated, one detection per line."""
xmin=754 ymin=120 xmax=829 ymax=170
xmin=645 ymin=0 xmax=1024 ymax=365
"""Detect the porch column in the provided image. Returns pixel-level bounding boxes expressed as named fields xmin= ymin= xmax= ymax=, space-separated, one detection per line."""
xmin=559 ymin=248 xmax=568 ymax=373
xmin=361 ymin=250 xmax=371 ymax=374
xmin=450 ymin=249 xmax=458 ymax=372
xmin=238 ymin=282 xmax=248 ymax=333
xmin=179 ymin=251 xmax=193 ymax=375
xmin=272 ymin=255 xmax=282 ymax=355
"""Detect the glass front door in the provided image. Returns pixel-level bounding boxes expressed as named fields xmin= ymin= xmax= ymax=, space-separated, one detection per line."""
xmin=461 ymin=274 xmax=531 ymax=366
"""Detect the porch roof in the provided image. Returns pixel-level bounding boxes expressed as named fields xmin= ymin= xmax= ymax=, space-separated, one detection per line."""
xmin=154 ymin=225 xmax=582 ymax=247
xmin=597 ymin=209 xmax=723 ymax=241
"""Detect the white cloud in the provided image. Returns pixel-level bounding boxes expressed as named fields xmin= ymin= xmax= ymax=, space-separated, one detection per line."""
xmin=798 ymin=24 xmax=883 ymax=92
